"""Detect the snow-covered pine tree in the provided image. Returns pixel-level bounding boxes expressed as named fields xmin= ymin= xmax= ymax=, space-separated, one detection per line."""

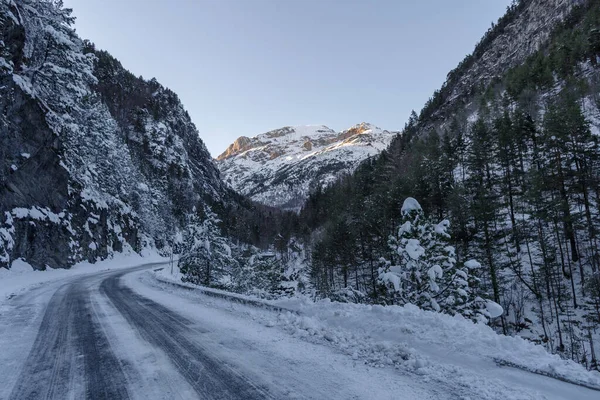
xmin=379 ymin=197 xmax=436 ymax=309
xmin=0 ymin=214 xmax=15 ymax=267
xmin=428 ymin=219 xmax=495 ymax=322
xmin=179 ymin=206 xmax=236 ymax=288
xmin=378 ymin=198 xmax=438 ymax=309
xmin=234 ymin=248 xmax=285 ymax=298
xmin=379 ymin=197 xmax=495 ymax=321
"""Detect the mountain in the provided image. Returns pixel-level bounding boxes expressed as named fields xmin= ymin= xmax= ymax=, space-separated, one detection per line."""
xmin=297 ymin=0 xmax=600 ymax=369
xmin=216 ymin=123 xmax=398 ymax=210
xmin=4 ymin=0 xmax=600 ymax=375
xmin=418 ymin=0 xmax=574 ymax=132
xmin=0 ymin=0 xmax=230 ymax=269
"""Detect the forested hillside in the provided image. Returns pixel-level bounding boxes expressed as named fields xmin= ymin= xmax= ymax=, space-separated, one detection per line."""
xmin=296 ymin=0 xmax=600 ymax=369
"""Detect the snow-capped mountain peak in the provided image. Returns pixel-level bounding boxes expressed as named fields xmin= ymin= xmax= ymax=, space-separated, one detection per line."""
xmin=216 ymin=125 xmax=335 ymax=161
xmin=216 ymin=123 xmax=398 ymax=210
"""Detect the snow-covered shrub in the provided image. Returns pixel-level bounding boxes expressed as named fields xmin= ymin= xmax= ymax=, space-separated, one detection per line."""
xmin=233 ymin=244 xmax=309 ymax=299
xmin=234 ymin=248 xmax=284 ymax=298
xmin=329 ymin=287 xmax=366 ymax=304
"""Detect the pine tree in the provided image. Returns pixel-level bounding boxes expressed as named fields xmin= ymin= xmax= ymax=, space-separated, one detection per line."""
xmin=379 ymin=197 xmax=491 ymax=319
xmin=179 ymin=206 xmax=237 ymax=288
xmin=464 ymin=117 xmax=507 ymax=333
xmin=378 ymin=197 xmax=435 ymax=309
xmin=430 ymin=221 xmax=490 ymax=322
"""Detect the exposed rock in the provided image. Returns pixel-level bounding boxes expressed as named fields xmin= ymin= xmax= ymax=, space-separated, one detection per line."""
xmin=217 ymin=136 xmax=254 ymax=160
xmin=0 ymin=0 xmax=229 ymax=269
xmin=216 ymin=123 xmax=398 ymax=210
xmin=422 ymin=0 xmax=575 ymax=133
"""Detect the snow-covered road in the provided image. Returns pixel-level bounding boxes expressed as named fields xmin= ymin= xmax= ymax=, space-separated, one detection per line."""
xmin=1 ymin=261 xmax=599 ymax=399
xmin=0 ymin=263 xmax=441 ymax=399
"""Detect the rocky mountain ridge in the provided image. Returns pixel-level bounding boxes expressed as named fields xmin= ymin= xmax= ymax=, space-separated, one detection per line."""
xmin=0 ymin=0 xmax=229 ymax=269
xmin=420 ymin=0 xmax=575 ymax=131
xmin=216 ymin=123 xmax=398 ymax=210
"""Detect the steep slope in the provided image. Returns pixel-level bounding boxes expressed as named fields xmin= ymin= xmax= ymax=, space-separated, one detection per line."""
xmin=90 ymin=49 xmax=227 ymax=241
xmin=217 ymin=123 xmax=397 ymax=210
xmin=419 ymin=0 xmax=574 ymax=130
xmin=298 ymin=0 xmax=600 ymax=369
xmin=0 ymin=0 xmax=228 ymax=269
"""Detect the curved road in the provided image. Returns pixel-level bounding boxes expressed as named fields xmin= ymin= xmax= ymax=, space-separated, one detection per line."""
xmin=3 ymin=264 xmax=597 ymax=400
xmin=0 ymin=264 xmax=441 ymax=400
xmin=1 ymin=265 xmax=270 ymax=400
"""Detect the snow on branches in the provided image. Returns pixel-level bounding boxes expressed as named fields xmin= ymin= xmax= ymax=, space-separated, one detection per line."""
xmin=378 ymin=197 xmax=501 ymax=323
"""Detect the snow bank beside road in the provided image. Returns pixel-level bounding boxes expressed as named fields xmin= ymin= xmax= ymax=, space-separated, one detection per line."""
xmin=0 ymin=250 xmax=166 ymax=303
xmin=152 ymin=266 xmax=600 ymax=396
xmin=275 ymin=298 xmax=600 ymax=390
xmin=153 ymin=264 xmax=298 ymax=313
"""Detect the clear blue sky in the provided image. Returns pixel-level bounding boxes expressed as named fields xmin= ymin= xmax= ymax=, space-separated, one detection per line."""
xmin=63 ymin=0 xmax=511 ymax=156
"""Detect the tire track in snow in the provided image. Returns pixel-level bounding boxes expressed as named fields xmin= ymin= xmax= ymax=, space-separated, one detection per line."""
xmin=101 ymin=271 xmax=273 ymax=400
xmin=9 ymin=279 xmax=130 ymax=400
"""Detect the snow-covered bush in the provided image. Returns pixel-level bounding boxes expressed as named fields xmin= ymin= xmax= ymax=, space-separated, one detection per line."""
xmin=234 ymin=249 xmax=283 ymax=298
xmin=329 ymin=287 xmax=367 ymax=304
xmin=233 ymin=243 xmax=310 ymax=299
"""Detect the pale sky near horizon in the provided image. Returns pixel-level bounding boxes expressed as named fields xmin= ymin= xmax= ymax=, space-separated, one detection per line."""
xmin=62 ymin=0 xmax=512 ymax=156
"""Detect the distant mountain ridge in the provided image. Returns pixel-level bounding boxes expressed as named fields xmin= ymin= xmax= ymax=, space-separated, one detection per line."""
xmin=216 ymin=123 xmax=398 ymax=210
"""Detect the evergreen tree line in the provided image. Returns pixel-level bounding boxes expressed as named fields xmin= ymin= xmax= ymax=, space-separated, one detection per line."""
xmin=297 ymin=0 xmax=600 ymax=370
xmin=177 ymin=0 xmax=600 ymax=370
xmin=301 ymin=87 xmax=600 ymax=369
xmin=178 ymin=205 xmax=305 ymax=299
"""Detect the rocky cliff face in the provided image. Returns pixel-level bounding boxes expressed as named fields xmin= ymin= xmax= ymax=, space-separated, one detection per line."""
xmin=0 ymin=0 xmax=228 ymax=269
xmin=450 ymin=0 xmax=572 ymax=96
xmin=217 ymin=123 xmax=397 ymax=210
xmin=420 ymin=0 xmax=576 ymax=132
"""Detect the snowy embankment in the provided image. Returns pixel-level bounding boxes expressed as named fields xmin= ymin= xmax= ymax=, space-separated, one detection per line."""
xmin=152 ymin=266 xmax=600 ymax=396
xmin=0 ymin=249 xmax=167 ymax=303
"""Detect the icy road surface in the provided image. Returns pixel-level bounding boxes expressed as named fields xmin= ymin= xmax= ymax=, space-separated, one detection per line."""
xmin=1 ymin=261 xmax=599 ymax=399
xmin=0 ymin=263 xmax=443 ymax=399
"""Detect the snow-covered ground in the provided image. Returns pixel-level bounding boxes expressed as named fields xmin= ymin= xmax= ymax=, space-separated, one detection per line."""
xmin=2 ymin=255 xmax=599 ymax=399
xmin=0 ymin=249 xmax=166 ymax=302
xmin=126 ymin=270 xmax=444 ymax=399
xmin=1 ymin=256 xmax=439 ymax=399
xmin=151 ymin=265 xmax=600 ymax=400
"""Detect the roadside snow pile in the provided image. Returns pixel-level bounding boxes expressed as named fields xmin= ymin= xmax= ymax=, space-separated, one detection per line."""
xmin=149 ymin=267 xmax=600 ymax=392
xmin=0 ymin=258 xmax=34 ymax=276
xmin=0 ymin=249 xmax=167 ymax=303
xmin=272 ymin=298 xmax=600 ymax=390
xmin=154 ymin=262 xmax=185 ymax=283
xmin=146 ymin=269 xmax=600 ymax=399
xmin=153 ymin=265 xmax=297 ymax=313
